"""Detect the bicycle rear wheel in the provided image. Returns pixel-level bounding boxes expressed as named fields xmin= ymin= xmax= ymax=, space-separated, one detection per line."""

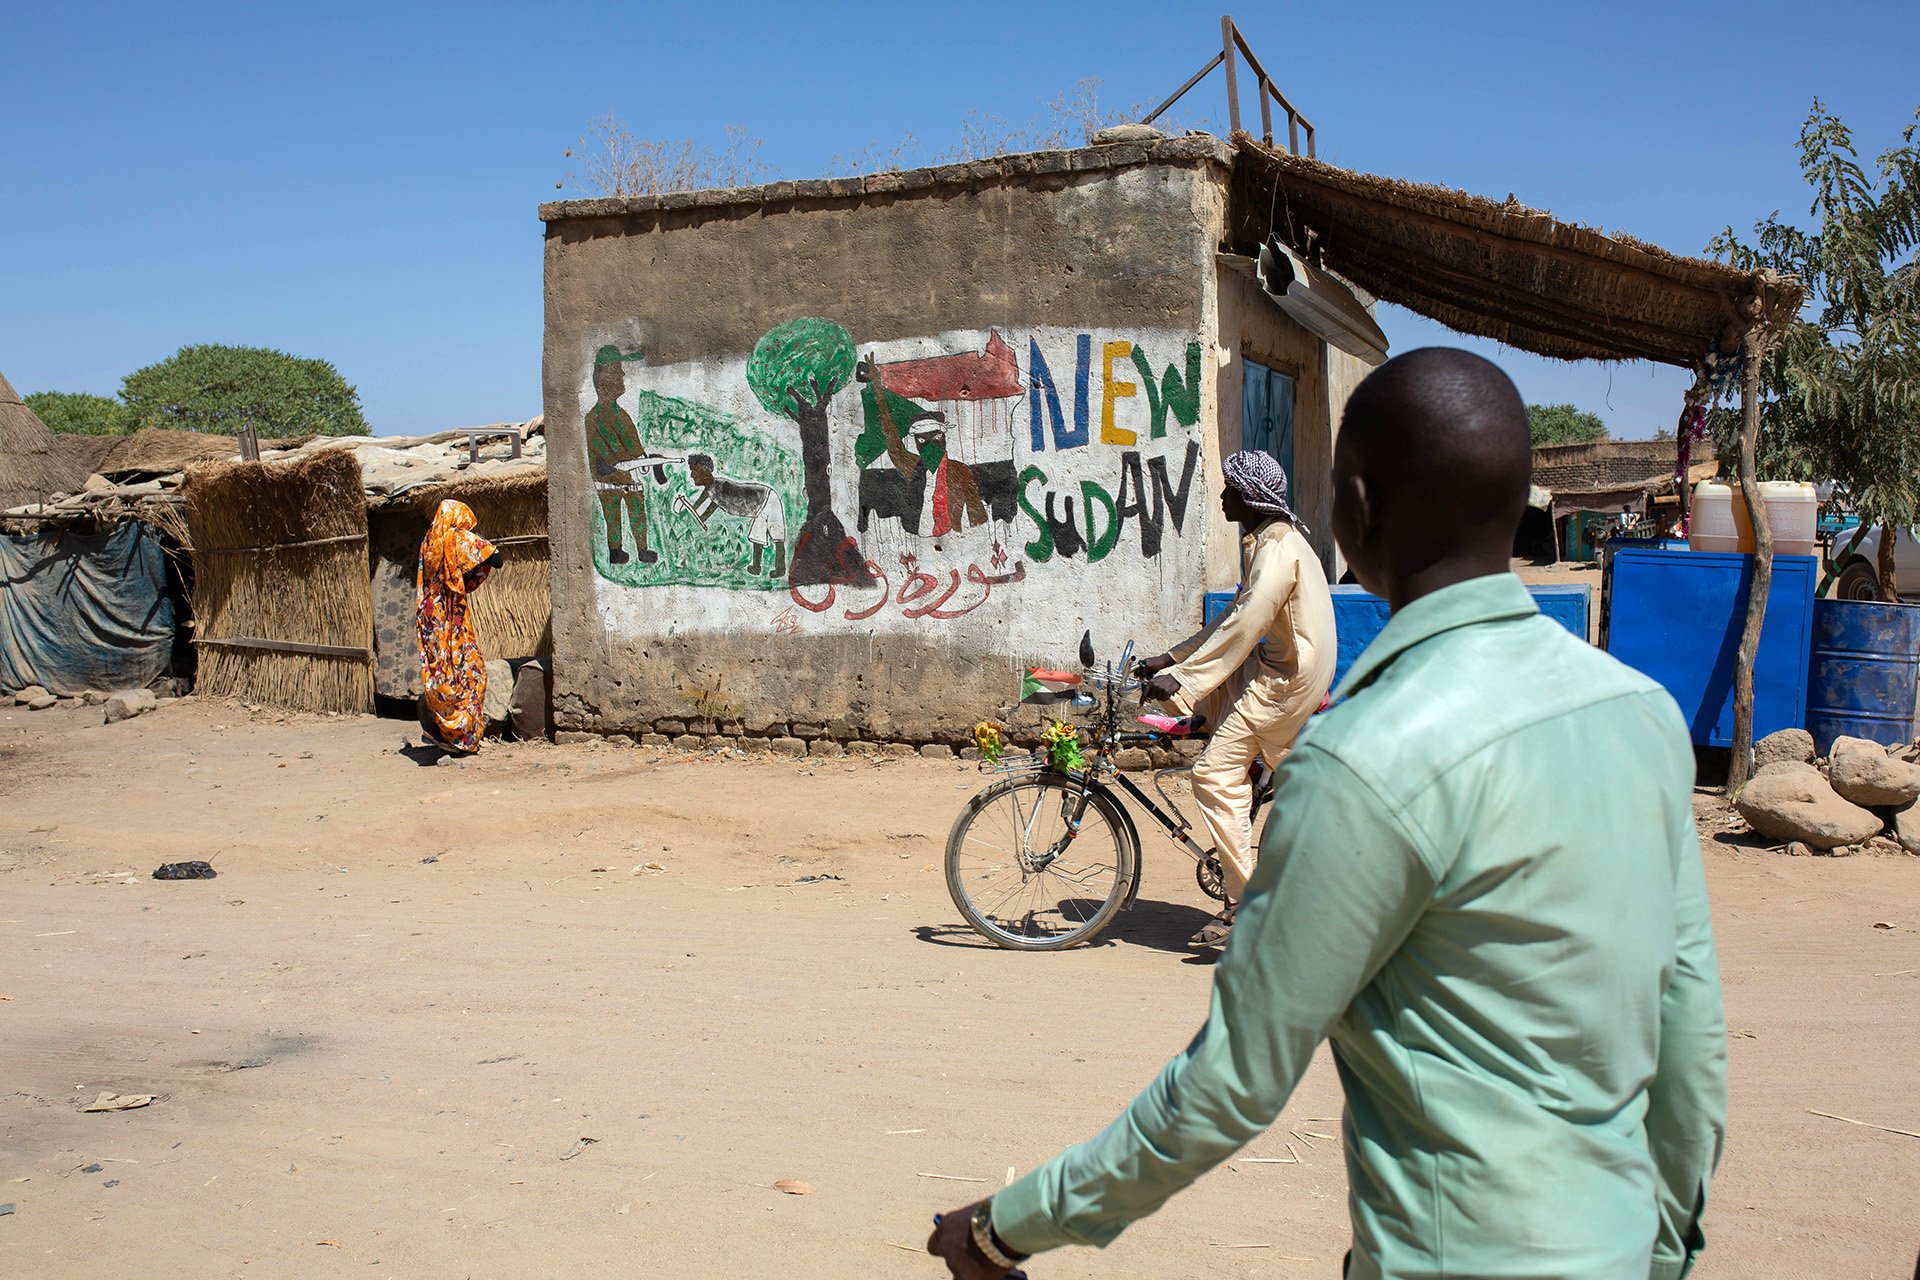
xmin=945 ymin=773 xmax=1138 ymax=950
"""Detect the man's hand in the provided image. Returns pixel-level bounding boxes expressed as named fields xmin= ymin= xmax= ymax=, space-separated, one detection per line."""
xmin=1132 ymin=652 xmax=1176 ymax=679
xmin=925 ymin=1201 xmax=1013 ymax=1280
xmin=1145 ymin=672 xmax=1183 ymax=704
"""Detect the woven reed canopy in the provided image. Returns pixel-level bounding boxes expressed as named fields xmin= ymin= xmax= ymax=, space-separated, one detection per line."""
xmin=1230 ymin=136 xmax=1799 ymax=367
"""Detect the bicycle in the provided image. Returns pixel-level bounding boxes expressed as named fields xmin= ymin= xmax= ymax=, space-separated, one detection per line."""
xmin=944 ymin=633 xmax=1271 ymax=951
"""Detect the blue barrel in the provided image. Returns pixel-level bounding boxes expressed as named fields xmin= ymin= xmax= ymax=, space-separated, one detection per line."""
xmin=1806 ymin=599 xmax=1920 ymax=753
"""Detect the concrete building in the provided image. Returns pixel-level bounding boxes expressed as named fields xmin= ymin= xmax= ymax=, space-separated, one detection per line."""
xmin=538 ymin=134 xmax=1377 ymax=745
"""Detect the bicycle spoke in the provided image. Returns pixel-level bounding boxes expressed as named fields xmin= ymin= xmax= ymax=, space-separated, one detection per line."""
xmin=948 ymin=777 xmax=1131 ymax=947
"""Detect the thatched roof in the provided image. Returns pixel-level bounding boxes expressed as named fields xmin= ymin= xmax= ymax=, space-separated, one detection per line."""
xmin=97 ymin=428 xmax=240 ymax=477
xmin=1230 ymin=137 xmax=1801 ymax=367
xmin=0 ymin=370 xmax=89 ymax=511
xmin=1531 ymin=438 xmax=1716 ymax=492
xmin=53 ymin=433 xmax=121 ymax=478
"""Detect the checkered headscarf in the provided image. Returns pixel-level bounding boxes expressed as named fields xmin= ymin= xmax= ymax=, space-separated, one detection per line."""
xmin=1222 ymin=450 xmax=1305 ymax=531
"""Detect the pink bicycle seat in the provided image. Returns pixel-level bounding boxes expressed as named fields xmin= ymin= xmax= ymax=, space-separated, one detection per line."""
xmin=1135 ymin=714 xmax=1199 ymax=737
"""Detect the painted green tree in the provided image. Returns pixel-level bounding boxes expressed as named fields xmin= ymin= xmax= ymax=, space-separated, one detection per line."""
xmin=1708 ymin=102 xmax=1920 ymax=598
xmin=746 ymin=318 xmax=872 ymax=586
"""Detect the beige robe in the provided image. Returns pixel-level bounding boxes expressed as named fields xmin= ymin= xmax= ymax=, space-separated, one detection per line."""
xmin=1166 ymin=519 xmax=1336 ymax=896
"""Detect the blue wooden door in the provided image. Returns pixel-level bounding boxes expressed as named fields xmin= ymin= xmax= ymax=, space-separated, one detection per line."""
xmin=1241 ymin=360 xmax=1296 ymax=490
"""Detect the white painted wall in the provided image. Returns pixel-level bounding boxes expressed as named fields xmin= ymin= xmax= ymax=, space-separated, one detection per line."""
xmin=581 ymin=324 xmax=1211 ymax=665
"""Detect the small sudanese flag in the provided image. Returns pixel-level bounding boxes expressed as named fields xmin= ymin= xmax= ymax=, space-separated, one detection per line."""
xmin=1021 ymin=668 xmax=1083 ymax=705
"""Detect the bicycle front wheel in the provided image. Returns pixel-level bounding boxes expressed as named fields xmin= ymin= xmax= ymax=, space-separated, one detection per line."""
xmin=945 ymin=773 xmax=1138 ymax=950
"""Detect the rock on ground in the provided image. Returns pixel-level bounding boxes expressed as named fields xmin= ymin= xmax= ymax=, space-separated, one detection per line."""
xmin=1735 ymin=762 xmax=1883 ymax=849
xmin=102 ymin=689 xmax=157 ymax=725
xmin=1755 ymin=759 xmax=1809 ymax=780
xmin=509 ymin=661 xmax=553 ymax=742
xmin=1892 ymin=803 xmax=1920 ymax=856
xmin=26 ymin=693 xmax=58 ymax=711
xmin=1828 ymin=736 xmax=1920 ymax=807
xmin=14 ymin=685 xmax=49 ymax=706
xmin=483 ymin=660 xmax=513 ymax=737
xmin=1754 ymin=728 xmax=1816 ymax=770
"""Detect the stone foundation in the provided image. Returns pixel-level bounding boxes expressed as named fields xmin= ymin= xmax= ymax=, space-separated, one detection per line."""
xmin=548 ymin=716 xmax=1205 ymax=770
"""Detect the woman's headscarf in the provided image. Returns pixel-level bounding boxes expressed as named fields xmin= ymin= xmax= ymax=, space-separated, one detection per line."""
xmin=421 ymin=500 xmax=496 ymax=592
xmin=1222 ymin=450 xmax=1306 ymax=532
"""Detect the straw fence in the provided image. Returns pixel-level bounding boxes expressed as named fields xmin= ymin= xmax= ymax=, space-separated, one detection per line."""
xmin=183 ymin=449 xmax=374 ymax=713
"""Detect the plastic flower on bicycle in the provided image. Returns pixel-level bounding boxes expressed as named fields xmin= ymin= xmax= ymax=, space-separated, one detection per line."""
xmin=1040 ymin=719 xmax=1086 ymax=774
xmin=973 ymin=720 xmax=1005 ymax=763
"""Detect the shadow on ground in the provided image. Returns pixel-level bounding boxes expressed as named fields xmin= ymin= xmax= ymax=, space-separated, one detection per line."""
xmin=911 ymin=896 xmax=1218 ymax=959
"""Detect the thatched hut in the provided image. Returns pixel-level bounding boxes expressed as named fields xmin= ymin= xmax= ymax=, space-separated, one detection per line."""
xmin=0 ymin=370 xmax=89 ymax=512
xmin=184 ymin=449 xmax=375 ymax=714
xmin=3 ymin=406 xmax=551 ymax=711
xmin=368 ymin=469 xmax=551 ymax=701
xmin=0 ymin=373 xmax=192 ymax=696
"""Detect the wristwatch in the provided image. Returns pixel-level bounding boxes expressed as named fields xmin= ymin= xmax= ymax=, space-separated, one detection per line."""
xmin=970 ymin=1199 xmax=1029 ymax=1270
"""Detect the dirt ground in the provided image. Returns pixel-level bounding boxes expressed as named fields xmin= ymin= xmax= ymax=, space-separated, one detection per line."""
xmin=2 ymin=697 xmax=1916 ymax=1280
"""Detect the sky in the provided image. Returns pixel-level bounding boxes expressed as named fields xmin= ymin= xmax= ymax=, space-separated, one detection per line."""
xmin=4 ymin=1 xmax=1916 ymax=439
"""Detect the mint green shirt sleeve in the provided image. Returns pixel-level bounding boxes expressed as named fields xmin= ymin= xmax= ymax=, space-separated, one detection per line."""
xmin=1645 ymin=780 xmax=1728 ymax=1280
xmin=992 ymin=747 xmax=1436 ymax=1255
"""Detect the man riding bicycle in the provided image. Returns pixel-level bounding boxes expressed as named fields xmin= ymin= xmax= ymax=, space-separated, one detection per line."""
xmin=1137 ymin=450 xmax=1336 ymax=949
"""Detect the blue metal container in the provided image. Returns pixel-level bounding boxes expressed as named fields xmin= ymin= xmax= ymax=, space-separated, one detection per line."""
xmin=1805 ymin=599 xmax=1920 ymax=753
xmin=1604 ymin=548 xmax=1817 ymax=747
xmin=1329 ymin=587 xmax=1392 ymax=684
xmin=1524 ymin=585 xmax=1593 ymax=647
xmin=1204 ymin=583 xmax=1590 ymax=687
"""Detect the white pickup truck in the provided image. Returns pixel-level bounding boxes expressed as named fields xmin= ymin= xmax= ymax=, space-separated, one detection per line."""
xmin=1829 ymin=524 xmax=1920 ymax=600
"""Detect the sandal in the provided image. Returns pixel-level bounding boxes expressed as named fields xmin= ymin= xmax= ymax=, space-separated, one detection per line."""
xmin=1188 ymin=901 xmax=1236 ymax=950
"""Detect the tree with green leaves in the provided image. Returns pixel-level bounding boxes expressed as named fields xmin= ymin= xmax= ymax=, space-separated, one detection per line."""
xmin=120 ymin=344 xmax=368 ymax=438
xmin=24 ymin=390 xmax=131 ymax=435
xmin=1525 ymin=403 xmax=1609 ymax=446
xmin=745 ymin=318 xmax=871 ymax=586
xmin=1708 ymin=102 xmax=1920 ymax=599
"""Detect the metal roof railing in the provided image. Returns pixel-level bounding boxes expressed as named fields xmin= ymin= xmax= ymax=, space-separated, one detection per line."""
xmin=1141 ymin=14 xmax=1317 ymax=158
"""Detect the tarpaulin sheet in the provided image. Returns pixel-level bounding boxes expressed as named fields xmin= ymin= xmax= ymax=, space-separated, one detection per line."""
xmin=0 ymin=522 xmax=175 ymax=697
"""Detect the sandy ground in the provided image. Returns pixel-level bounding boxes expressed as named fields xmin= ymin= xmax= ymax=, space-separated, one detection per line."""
xmin=1 ymin=698 xmax=1916 ymax=1280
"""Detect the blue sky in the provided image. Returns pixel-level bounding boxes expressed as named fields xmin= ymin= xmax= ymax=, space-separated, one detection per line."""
xmin=4 ymin=1 xmax=1915 ymax=438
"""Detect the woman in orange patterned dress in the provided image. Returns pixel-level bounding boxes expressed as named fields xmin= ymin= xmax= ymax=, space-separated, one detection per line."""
xmin=417 ymin=500 xmax=501 ymax=754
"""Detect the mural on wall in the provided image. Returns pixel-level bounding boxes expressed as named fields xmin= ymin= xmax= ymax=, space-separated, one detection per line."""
xmin=586 ymin=346 xmax=805 ymax=591
xmin=581 ymin=322 xmax=1207 ymax=628
xmin=744 ymin=319 xmax=875 ymax=588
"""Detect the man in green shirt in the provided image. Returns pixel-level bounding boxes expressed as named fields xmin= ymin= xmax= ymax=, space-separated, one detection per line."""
xmin=928 ymin=348 xmax=1726 ymax=1279
xmin=586 ymin=345 xmax=658 ymax=566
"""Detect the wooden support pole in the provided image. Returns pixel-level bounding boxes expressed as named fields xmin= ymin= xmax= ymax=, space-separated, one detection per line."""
xmin=1221 ymin=15 xmax=1241 ymax=137
xmin=1728 ymin=334 xmax=1774 ymax=795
